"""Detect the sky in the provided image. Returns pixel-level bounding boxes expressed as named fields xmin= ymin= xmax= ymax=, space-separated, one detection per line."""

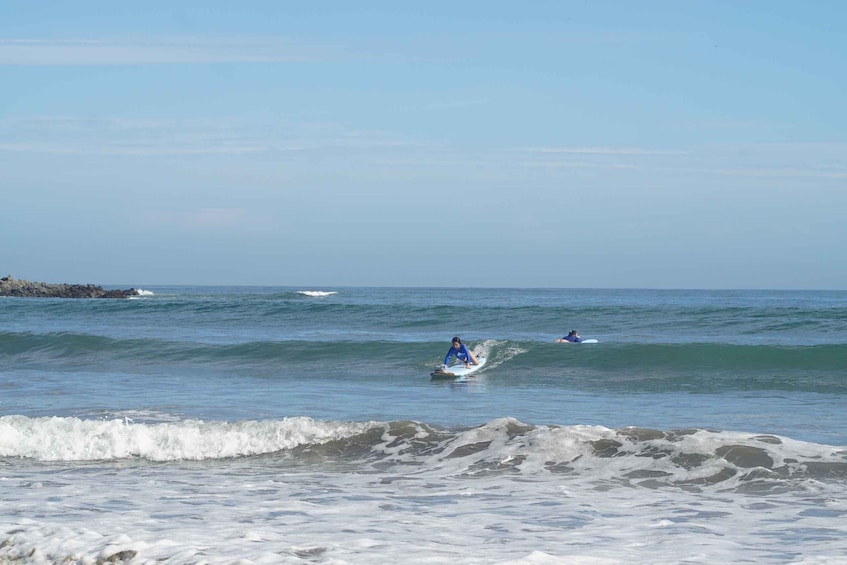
xmin=1 ymin=1 xmax=845 ymax=289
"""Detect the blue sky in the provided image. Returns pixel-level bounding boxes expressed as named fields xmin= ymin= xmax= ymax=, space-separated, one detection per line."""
xmin=2 ymin=1 xmax=845 ymax=288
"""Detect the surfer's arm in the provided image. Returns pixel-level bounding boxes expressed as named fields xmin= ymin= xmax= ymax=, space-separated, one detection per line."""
xmin=444 ymin=349 xmax=455 ymax=365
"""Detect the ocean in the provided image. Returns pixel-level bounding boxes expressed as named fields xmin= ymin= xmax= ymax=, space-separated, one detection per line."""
xmin=2 ymin=286 xmax=846 ymax=564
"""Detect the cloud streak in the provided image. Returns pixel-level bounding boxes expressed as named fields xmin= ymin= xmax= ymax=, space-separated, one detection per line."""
xmin=3 ymin=114 xmax=844 ymax=182
xmin=511 ymin=143 xmax=847 ymax=180
xmin=517 ymin=146 xmax=692 ymax=156
xmin=0 ymin=37 xmax=330 ymax=65
xmin=0 ymin=115 xmax=411 ymax=157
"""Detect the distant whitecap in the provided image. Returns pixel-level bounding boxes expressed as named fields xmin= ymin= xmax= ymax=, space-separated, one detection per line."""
xmin=297 ymin=290 xmax=337 ymax=297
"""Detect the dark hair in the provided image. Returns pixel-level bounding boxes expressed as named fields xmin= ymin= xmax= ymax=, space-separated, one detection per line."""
xmin=568 ymin=330 xmax=577 ymax=335
xmin=452 ymin=336 xmax=461 ymax=344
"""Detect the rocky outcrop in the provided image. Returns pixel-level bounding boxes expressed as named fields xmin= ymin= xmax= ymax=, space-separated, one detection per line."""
xmin=0 ymin=275 xmax=139 ymax=299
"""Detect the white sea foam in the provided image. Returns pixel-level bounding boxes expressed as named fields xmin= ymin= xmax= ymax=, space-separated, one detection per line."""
xmin=3 ymin=443 xmax=847 ymax=563
xmin=0 ymin=415 xmax=377 ymax=461
xmin=3 ymin=415 xmax=845 ymax=483
xmin=474 ymin=339 xmax=526 ymax=371
xmin=3 ymin=416 xmax=847 ymax=563
xmin=297 ymin=290 xmax=337 ymax=297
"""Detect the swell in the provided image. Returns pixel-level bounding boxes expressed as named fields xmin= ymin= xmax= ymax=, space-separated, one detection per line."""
xmin=3 ymin=332 xmax=846 ymax=392
xmin=6 ymin=293 xmax=846 ymax=335
xmin=531 ymin=342 xmax=847 ymax=371
xmin=530 ymin=342 xmax=847 ymax=392
xmin=0 ymin=331 xmax=425 ymax=363
xmin=6 ymin=331 xmax=847 ymax=364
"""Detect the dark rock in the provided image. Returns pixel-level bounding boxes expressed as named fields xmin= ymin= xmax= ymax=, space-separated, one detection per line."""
xmin=0 ymin=276 xmax=139 ymax=299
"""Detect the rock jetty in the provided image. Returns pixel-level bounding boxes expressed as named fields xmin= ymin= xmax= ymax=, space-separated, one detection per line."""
xmin=0 ymin=275 xmax=139 ymax=299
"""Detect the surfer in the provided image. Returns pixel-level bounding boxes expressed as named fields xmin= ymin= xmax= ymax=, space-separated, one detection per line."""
xmin=443 ymin=336 xmax=479 ymax=369
xmin=555 ymin=330 xmax=582 ymax=343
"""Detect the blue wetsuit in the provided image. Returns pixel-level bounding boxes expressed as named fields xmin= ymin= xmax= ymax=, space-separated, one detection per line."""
xmin=444 ymin=344 xmax=474 ymax=365
xmin=562 ymin=335 xmax=582 ymax=343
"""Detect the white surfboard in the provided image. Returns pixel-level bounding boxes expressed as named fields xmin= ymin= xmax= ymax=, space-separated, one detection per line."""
xmin=582 ymin=339 xmax=599 ymax=344
xmin=556 ymin=338 xmax=599 ymax=344
xmin=431 ymin=356 xmax=487 ymax=380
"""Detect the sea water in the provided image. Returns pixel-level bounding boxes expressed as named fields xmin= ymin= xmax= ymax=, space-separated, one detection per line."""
xmin=1 ymin=287 xmax=846 ymax=564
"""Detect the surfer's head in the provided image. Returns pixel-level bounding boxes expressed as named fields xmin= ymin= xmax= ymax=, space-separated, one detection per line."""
xmin=452 ymin=336 xmax=462 ymax=346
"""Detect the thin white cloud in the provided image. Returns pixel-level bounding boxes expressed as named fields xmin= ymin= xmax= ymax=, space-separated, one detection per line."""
xmin=515 ymin=160 xmax=639 ymax=170
xmin=0 ymin=142 xmax=265 ymax=156
xmin=3 ymin=113 xmax=844 ymax=182
xmin=512 ymin=143 xmax=847 ymax=180
xmin=0 ymin=115 xmax=411 ymax=156
xmin=678 ymin=166 xmax=847 ymax=180
xmin=0 ymin=37 xmax=329 ymax=65
xmin=517 ymin=147 xmax=692 ymax=156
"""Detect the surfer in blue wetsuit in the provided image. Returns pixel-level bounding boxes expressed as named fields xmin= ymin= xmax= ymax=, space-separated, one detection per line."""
xmin=443 ymin=336 xmax=479 ymax=369
xmin=555 ymin=330 xmax=582 ymax=343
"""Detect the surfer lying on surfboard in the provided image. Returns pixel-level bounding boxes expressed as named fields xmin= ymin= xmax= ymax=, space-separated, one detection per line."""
xmin=444 ymin=336 xmax=479 ymax=369
xmin=555 ymin=330 xmax=582 ymax=343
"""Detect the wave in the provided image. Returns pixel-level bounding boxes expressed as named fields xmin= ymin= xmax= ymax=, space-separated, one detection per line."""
xmin=6 ymin=331 xmax=846 ymax=363
xmin=2 ymin=415 xmax=845 ymax=490
xmin=0 ymin=414 xmax=374 ymax=462
xmin=2 ymin=332 xmax=846 ymax=392
xmin=297 ymin=290 xmax=338 ymax=297
xmin=5 ymin=288 xmax=846 ymax=350
xmin=0 ymin=331 xmax=422 ymax=364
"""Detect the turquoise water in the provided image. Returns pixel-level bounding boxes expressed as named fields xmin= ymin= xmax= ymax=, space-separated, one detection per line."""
xmin=2 ymin=287 xmax=847 ymax=563
xmin=3 ymin=286 xmax=846 ymax=441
